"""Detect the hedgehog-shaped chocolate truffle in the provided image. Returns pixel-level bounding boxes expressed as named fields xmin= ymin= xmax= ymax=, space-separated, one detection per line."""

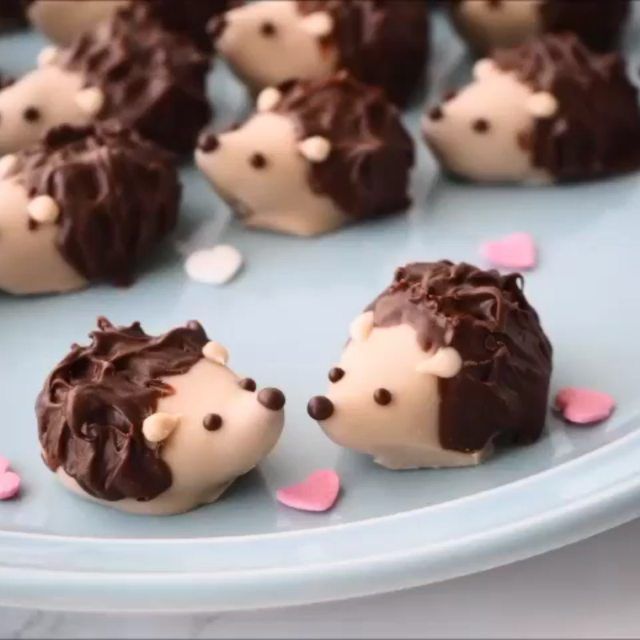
xmin=449 ymin=0 xmax=630 ymax=54
xmin=196 ymin=72 xmax=415 ymax=237
xmin=37 ymin=318 xmax=286 ymax=515
xmin=307 ymin=261 xmax=553 ymax=470
xmin=211 ymin=0 xmax=429 ymax=107
xmin=422 ymin=33 xmax=640 ymax=184
xmin=0 ymin=4 xmax=212 ymax=156
xmin=0 ymin=124 xmax=180 ymax=296
xmin=26 ymin=0 xmax=237 ymax=50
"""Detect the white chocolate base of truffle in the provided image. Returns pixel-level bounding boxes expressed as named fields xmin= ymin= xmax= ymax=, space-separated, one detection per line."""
xmin=0 ymin=66 xmax=93 ymax=155
xmin=454 ymin=0 xmax=543 ymax=52
xmin=52 ymin=359 xmax=284 ymax=516
xmin=27 ymin=0 xmax=130 ymax=46
xmin=196 ymin=112 xmax=347 ymax=237
xmin=217 ymin=1 xmax=340 ymax=92
xmin=422 ymin=65 xmax=552 ymax=184
xmin=318 ymin=324 xmax=487 ymax=470
xmin=0 ymin=178 xmax=87 ymax=295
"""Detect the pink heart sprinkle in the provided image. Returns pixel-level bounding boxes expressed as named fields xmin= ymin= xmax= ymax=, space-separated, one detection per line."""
xmin=555 ymin=387 xmax=615 ymax=425
xmin=0 ymin=455 xmax=9 ymax=475
xmin=481 ymin=232 xmax=537 ymax=270
xmin=276 ymin=469 xmax=341 ymax=513
xmin=0 ymin=471 xmax=20 ymax=501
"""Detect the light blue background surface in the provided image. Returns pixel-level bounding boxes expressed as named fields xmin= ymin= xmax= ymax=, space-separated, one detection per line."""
xmin=0 ymin=8 xmax=639 ymax=612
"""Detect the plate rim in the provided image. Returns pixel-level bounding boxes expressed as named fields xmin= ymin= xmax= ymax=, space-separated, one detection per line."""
xmin=3 ymin=423 xmax=640 ymax=612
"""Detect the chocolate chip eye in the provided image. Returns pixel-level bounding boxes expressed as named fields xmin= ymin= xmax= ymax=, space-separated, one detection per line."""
xmin=23 ymin=106 xmax=40 ymax=123
xmin=429 ymin=105 xmax=444 ymax=121
xmin=374 ymin=388 xmax=392 ymax=406
xmin=260 ymin=21 xmax=277 ymax=37
xmin=250 ymin=153 xmax=268 ymax=169
xmin=328 ymin=367 xmax=344 ymax=383
xmin=239 ymin=377 xmax=257 ymax=392
xmin=203 ymin=413 xmax=223 ymax=431
xmin=472 ymin=118 xmax=490 ymax=133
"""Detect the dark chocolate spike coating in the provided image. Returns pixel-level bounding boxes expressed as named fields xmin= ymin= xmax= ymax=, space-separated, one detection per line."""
xmin=12 ymin=124 xmax=180 ymax=286
xmin=36 ymin=319 xmax=209 ymax=502
xmin=142 ymin=0 xmax=239 ymax=52
xmin=492 ymin=33 xmax=640 ymax=181
xmin=57 ymin=3 xmax=212 ymax=156
xmin=274 ymin=73 xmax=414 ymax=221
xmin=296 ymin=0 xmax=429 ymax=107
xmin=539 ymin=0 xmax=630 ymax=53
xmin=367 ymin=262 xmax=553 ymax=453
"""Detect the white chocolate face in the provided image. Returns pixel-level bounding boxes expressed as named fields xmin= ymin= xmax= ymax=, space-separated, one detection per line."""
xmin=27 ymin=0 xmax=130 ymax=46
xmin=0 ymin=178 xmax=86 ymax=295
xmin=454 ymin=0 xmax=543 ymax=52
xmin=0 ymin=66 xmax=95 ymax=155
xmin=312 ymin=323 xmax=485 ymax=470
xmin=58 ymin=358 xmax=285 ymax=515
xmin=196 ymin=111 xmax=346 ymax=236
xmin=215 ymin=1 xmax=339 ymax=91
xmin=422 ymin=63 xmax=551 ymax=184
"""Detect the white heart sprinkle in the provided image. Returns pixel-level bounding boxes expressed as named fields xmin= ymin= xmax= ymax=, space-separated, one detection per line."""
xmin=185 ymin=244 xmax=243 ymax=285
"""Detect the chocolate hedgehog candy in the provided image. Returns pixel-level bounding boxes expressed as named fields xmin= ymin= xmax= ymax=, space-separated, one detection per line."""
xmin=26 ymin=0 xmax=236 ymax=50
xmin=308 ymin=262 xmax=552 ymax=470
xmin=0 ymin=4 xmax=212 ymax=156
xmin=196 ymin=72 xmax=415 ymax=237
xmin=450 ymin=0 xmax=630 ymax=54
xmin=211 ymin=0 xmax=429 ymax=107
xmin=0 ymin=124 xmax=180 ymax=295
xmin=37 ymin=318 xmax=286 ymax=515
xmin=422 ymin=33 xmax=640 ymax=184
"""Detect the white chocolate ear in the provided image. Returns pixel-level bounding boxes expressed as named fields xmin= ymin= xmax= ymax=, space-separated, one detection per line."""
xmin=473 ymin=58 xmax=497 ymax=80
xmin=300 ymin=11 xmax=334 ymax=37
xmin=349 ymin=312 xmax=375 ymax=342
xmin=526 ymin=92 xmax=558 ymax=118
xmin=416 ymin=347 xmax=462 ymax=379
xmin=27 ymin=195 xmax=60 ymax=224
xmin=202 ymin=340 xmax=229 ymax=366
xmin=0 ymin=154 xmax=17 ymax=179
xmin=75 ymin=87 xmax=105 ymax=116
xmin=297 ymin=136 xmax=331 ymax=163
xmin=37 ymin=46 xmax=59 ymax=68
xmin=257 ymin=87 xmax=282 ymax=112
xmin=142 ymin=412 xmax=181 ymax=443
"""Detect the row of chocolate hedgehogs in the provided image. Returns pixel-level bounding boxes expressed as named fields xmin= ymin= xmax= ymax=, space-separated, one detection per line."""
xmin=37 ymin=261 xmax=553 ymax=515
xmin=1 ymin=1 xmax=639 ymax=295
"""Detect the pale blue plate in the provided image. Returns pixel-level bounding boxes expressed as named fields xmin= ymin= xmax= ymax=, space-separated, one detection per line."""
xmin=1 ymin=12 xmax=640 ymax=613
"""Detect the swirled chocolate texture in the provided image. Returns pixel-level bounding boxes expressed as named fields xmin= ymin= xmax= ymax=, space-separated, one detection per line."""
xmin=539 ymin=0 xmax=629 ymax=53
xmin=9 ymin=124 xmax=180 ymax=286
xmin=494 ymin=33 xmax=640 ymax=181
xmin=37 ymin=318 xmax=208 ymax=502
xmin=368 ymin=262 xmax=553 ymax=453
xmin=274 ymin=72 xmax=414 ymax=220
xmin=57 ymin=3 xmax=212 ymax=155
xmin=450 ymin=0 xmax=629 ymax=54
xmin=297 ymin=0 xmax=429 ymax=106
xmin=143 ymin=0 xmax=239 ymax=52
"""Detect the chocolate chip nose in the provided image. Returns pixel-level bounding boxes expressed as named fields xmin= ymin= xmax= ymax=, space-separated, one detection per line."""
xmin=208 ymin=16 xmax=228 ymax=41
xmin=307 ymin=396 xmax=334 ymax=421
xmin=258 ymin=388 xmax=286 ymax=412
xmin=197 ymin=132 xmax=220 ymax=153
